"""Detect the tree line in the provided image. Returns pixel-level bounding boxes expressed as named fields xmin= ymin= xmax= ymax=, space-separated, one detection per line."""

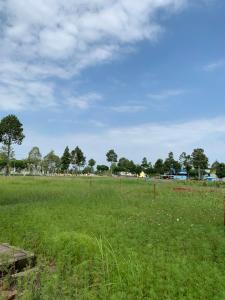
xmin=0 ymin=114 xmax=225 ymax=178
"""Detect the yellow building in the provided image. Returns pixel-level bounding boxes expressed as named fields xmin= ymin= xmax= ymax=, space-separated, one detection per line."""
xmin=139 ymin=171 xmax=146 ymax=178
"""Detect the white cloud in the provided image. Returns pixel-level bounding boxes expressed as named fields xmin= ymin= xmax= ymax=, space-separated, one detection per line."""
xmin=67 ymin=93 xmax=103 ymax=110
xmin=0 ymin=79 xmax=56 ymax=111
xmin=16 ymin=116 xmax=225 ymax=163
xmin=148 ymin=89 xmax=186 ymax=100
xmin=0 ymin=0 xmax=188 ymax=111
xmin=110 ymin=105 xmax=146 ymax=113
xmin=203 ymin=59 xmax=225 ymax=71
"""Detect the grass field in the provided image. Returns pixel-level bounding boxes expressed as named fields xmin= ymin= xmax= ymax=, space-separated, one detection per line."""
xmin=0 ymin=176 xmax=225 ymax=299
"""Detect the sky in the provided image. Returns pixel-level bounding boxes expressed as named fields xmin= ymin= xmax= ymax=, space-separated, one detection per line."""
xmin=0 ymin=0 xmax=225 ymax=165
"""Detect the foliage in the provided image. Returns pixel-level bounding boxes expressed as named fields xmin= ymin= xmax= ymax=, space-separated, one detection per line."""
xmin=179 ymin=152 xmax=192 ymax=173
xmin=88 ymin=158 xmax=96 ymax=167
xmin=27 ymin=146 xmax=42 ymax=174
xmin=192 ymin=148 xmax=208 ymax=170
xmin=96 ymin=164 xmax=109 ymax=174
xmin=88 ymin=159 xmax=96 ymax=173
xmin=10 ymin=159 xmax=27 ymax=171
xmin=0 ymin=115 xmax=25 ymax=175
xmin=154 ymin=159 xmax=164 ymax=175
xmin=61 ymin=146 xmax=71 ymax=172
xmin=43 ymin=151 xmax=61 ymax=174
xmin=211 ymin=161 xmax=220 ymax=172
xmin=141 ymin=157 xmax=153 ymax=175
xmin=164 ymin=152 xmax=181 ymax=174
xmin=115 ymin=157 xmax=137 ymax=174
xmin=215 ymin=163 xmax=225 ymax=178
xmin=28 ymin=146 xmax=42 ymax=164
xmin=82 ymin=165 xmax=92 ymax=174
xmin=71 ymin=146 xmax=86 ymax=172
xmin=141 ymin=157 xmax=148 ymax=169
xmin=106 ymin=149 xmax=118 ymax=165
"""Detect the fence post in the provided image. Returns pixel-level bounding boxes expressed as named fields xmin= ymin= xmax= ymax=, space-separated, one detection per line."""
xmin=154 ymin=183 xmax=156 ymax=200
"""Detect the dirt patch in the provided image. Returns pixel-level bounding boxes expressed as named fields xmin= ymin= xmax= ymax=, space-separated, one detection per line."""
xmin=173 ymin=187 xmax=194 ymax=192
xmin=173 ymin=187 xmax=216 ymax=193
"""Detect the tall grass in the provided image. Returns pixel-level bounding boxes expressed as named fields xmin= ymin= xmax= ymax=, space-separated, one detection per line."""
xmin=0 ymin=177 xmax=225 ymax=299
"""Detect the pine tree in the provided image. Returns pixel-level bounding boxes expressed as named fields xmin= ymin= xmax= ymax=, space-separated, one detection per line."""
xmin=61 ymin=146 xmax=71 ymax=173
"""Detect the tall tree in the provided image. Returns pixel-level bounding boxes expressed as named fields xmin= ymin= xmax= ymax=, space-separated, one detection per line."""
xmin=211 ymin=161 xmax=220 ymax=172
xmin=141 ymin=157 xmax=148 ymax=170
xmin=117 ymin=157 xmax=134 ymax=173
xmin=43 ymin=151 xmax=60 ymax=174
xmin=141 ymin=157 xmax=153 ymax=175
xmin=179 ymin=152 xmax=192 ymax=176
xmin=179 ymin=152 xmax=187 ymax=169
xmin=88 ymin=159 xmax=96 ymax=173
xmin=183 ymin=154 xmax=192 ymax=177
xmin=61 ymin=146 xmax=71 ymax=173
xmin=106 ymin=149 xmax=117 ymax=173
xmin=28 ymin=146 xmax=42 ymax=174
xmin=215 ymin=163 xmax=225 ymax=179
xmin=0 ymin=115 xmax=25 ymax=175
xmin=154 ymin=159 xmax=164 ymax=175
xmin=71 ymin=146 xmax=86 ymax=173
xmin=191 ymin=148 xmax=208 ymax=179
xmin=0 ymin=146 xmax=9 ymax=170
xmin=164 ymin=152 xmax=180 ymax=174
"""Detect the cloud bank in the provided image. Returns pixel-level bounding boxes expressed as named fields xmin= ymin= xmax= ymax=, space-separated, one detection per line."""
xmin=0 ymin=0 xmax=187 ymax=110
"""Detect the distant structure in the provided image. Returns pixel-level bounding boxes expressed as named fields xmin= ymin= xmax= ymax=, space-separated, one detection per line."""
xmin=203 ymin=169 xmax=217 ymax=182
xmin=161 ymin=170 xmax=187 ymax=181
xmin=174 ymin=170 xmax=187 ymax=181
xmin=139 ymin=171 xmax=147 ymax=178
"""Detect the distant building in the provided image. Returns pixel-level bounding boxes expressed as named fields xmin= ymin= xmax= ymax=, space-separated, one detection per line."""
xmin=174 ymin=171 xmax=187 ymax=181
xmin=119 ymin=172 xmax=136 ymax=177
xmin=161 ymin=170 xmax=187 ymax=181
xmin=203 ymin=169 xmax=218 ymax=181
xmin=139 ymin=171 xmax=147 ymax=178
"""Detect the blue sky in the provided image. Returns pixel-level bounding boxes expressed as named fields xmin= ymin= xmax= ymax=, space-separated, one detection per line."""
xmin=0 ymin=0 xmax=225 ymax=164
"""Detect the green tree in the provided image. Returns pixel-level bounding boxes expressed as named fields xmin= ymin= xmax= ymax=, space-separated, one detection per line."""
xmin=0 ymin=115 xmax=25 ymax=175
xmin=0 ymin=147 xmax=8 ymax=170
xmin=179 ymin=152 xmax=192 ymax=176
xmin=28 ymin=146 xmax=42 ymax=174
xmin=179 ymin=152 xmax=187 ymax=169
xmin=141 ymin=157 xmax=153 ymax=175
xmin=106 ymin=149 xmax=117 ymax=172
xmin=164 ymin=152 xmax=180 ymax=174
xmin=154 ymin=159 xmax=164 ymax=175
xmin=61 ymin=146 xmax=71 ymax=173
xmin=88 ymin=159 xmax=96 ymax=173
xmin=191 ymin=148 xmax=208 ymax=179
xmin=141 ymin=157 xmax=149 ymax=170
xmin=134 ymin=164 xmax=142 ymax=176
xmin=215 ymin=163 xmax=225 ymax=179
xmin=96 ymin=165 xmax=109 ymax=174
xmin=211 ymin=161 xmax=220 ymax=172
xmin=43 ymin=151 xmax=60 ymax=174
xmin=117 ymin=157 xmax=131 ymax=172
xmin=10 ymin=159 xmax=27 ymax=173
xmin=71 ymin=146 xmax=86 ymax=173
xmin=83 ymin=166 xmax=92 ymax=174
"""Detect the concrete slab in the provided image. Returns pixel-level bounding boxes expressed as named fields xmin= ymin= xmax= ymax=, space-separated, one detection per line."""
xmin=0 ymin=244 xmax=36 ymax=278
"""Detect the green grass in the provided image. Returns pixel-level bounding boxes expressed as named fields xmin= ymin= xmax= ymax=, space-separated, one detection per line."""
xmin=0 ymin=176 xmax=225 ymax=299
